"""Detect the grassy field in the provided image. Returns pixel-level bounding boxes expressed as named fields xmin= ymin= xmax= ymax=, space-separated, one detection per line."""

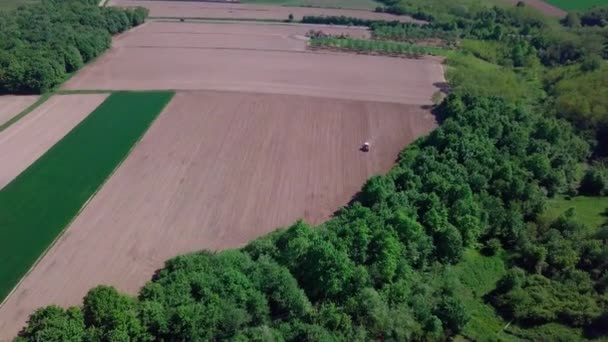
xmin=451 ymin=250 xmax=517 ymax=341
xmin=541 ymin=196 xmax=608 ymax=229
xmin=544 ymin=0 xmax=607 ymax=11
xmin=452 ymin=249 xmax=591 ymax=341
xmin=0 ymin=91 xmax=173 ymax=301
xmin=240 ymin=0 xmax=380 ymax=10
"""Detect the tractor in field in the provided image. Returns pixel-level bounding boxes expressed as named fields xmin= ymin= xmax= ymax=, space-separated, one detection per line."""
xmin=361 ymin=142 xmax=370 ymax=152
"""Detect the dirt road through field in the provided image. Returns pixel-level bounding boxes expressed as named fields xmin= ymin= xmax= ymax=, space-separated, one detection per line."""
xmin=0 ymin=94 xmax=108 ymax=190
xmin=0 ymin=90 xmax=436 ymax=339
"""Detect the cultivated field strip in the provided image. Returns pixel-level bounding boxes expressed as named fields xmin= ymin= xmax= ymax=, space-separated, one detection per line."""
xmin=109 ymin=0 xmax=423 ymax=22
xmin=0 ymin=92 xmax=173 ymax=313
xmin=62 ymin=45 xmax=444 ymax=104
xmin=0 ymin=94 xmax=108 ymax=189
xmin=0 ymin=90 xmax=437 ymax=339
xmin=112 ymin=21 xmax=370 ymax=51
xmin=0 ymin=95 xmax=39 ymax=128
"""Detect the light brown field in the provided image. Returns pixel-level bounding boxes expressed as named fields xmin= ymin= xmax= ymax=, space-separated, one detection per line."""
xmin=0 ymin=96 xmax=39 ymax=128
xmin=109 ymin=0 xmax=423 ymax=22
xmin=0 ymin=91 xmax=437 ymax=339
xmin=113 ymin=21 xmax=371 ymax=50
xmin=63 ymin=22 xmax=443 ymax=104
xmin=500 ymin=0 xmax=566 ymax=17
xmin=0 ymin=94 xmax=108 ymax=190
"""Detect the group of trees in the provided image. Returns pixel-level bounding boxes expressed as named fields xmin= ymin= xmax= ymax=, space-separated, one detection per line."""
xmin=309 ymin=36 xmax=440 ymax=58
xmin=371 ymin=23 xmax=458 ymax=48
xmin=18 ymin=94 xmax=597 ymax=340
xmin=301 ymin=15 xmax=401 ymax=28
xmin=0 ymin=0 xmax=147 ymax=94
xmin=490 ymin=209 xmax=608 ymax=336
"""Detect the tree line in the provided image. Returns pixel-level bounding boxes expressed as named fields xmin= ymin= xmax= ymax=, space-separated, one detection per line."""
xmin=0 ymin=0 xmax=148 ymax=94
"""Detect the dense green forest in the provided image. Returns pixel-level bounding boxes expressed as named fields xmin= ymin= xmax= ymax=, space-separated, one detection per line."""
xmin=0 ymin=0 xmax=147 ymax=94
xmin=11 ymin=0 xmax=608 ymax=340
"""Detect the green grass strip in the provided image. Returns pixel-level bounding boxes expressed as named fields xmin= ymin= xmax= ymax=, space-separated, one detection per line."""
xmin=0 ymin=91 xmax=174 ymax=300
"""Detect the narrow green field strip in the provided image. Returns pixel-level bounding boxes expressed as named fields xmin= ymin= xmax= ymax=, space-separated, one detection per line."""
xmin=544 ymin=0 xmax=607 ymax=11
xmin=0 ymin=91 xmax=174 ymax=301
xmin=0 ymin=94 xmax=52 ymax=133
xmin=54 ymin=89 xmax=116 ymax=95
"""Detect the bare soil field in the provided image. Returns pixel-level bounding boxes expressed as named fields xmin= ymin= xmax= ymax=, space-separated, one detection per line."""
xmin=501 ymin=0 xmax=566 ymax=17
xmin=0 ymin=94 xmax=107 ymax=190
xmin=63 ymin=22 xmax=444 ymax=104
xmin=109 ymin=0 xmax=423 ymax=22
xmin=113 ymin=21 xmax=370 ymax=50
xmin=0 ymin=95 xmax=39 ymax=128
xmin=0 ymin=90 xmax=437 ymax=339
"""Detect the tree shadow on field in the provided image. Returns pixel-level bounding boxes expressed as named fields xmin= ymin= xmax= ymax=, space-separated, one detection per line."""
xmin=433 ymin=81 xmax=451 ymax=94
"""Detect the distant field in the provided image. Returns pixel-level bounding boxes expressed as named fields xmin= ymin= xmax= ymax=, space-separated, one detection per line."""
xmin=240 ymin=0 xmax=380 ymax=10
xmin=544 ymin=0 xmax=607 ymax=11
xmin=542 ymin=196 xmax=608 ymax=229
xmin=0 ymin=91 xmax=173 ymax=301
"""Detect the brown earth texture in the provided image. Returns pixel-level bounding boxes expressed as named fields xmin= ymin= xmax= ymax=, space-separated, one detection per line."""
xmin=0 ymin=95 xmax=39 ymax=128
xmin=62 ymin=22 xmax=444 ymax=104
xmin=109 ymin=0 xmax=423 ymax=22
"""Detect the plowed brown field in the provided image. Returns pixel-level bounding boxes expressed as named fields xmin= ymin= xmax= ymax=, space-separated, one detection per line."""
xmin=109 ymin=0 xmax=422 ymax=22
xmin=62 ymin=22 xmax=443 ymax=104
xmin=0 ymin=91 xmax=437 ymax=339
xmin=113 ymin=21 xmax=370 ymax=49
xmin=0 ymin=94 xmax=108 ymax=190
xmin=0 ymin=96 xmax=39 ymax=128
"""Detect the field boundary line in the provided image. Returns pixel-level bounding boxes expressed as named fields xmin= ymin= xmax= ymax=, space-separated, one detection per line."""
xmin=0 ymin=91 xmax=175 ymax=310
xmin=0 ymin=94 xmax=52 ymax=134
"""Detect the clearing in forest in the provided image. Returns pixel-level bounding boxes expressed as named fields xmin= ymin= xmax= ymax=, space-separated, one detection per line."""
xmin=0 ymin=91 xmax=437 ymax=339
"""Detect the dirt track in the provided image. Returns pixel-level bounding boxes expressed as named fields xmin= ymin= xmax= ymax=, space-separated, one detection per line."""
xmin=0 ymin=90 xmax=437 ymax=339
xmin=63 ymin=22 xmax=443 ymax=104
xmin=109 ymin=0 xmax=423 ymax=22
xmin=0 ymin=94 xmax=107 ymax=190
xmin=500 ymin=0 xmax=566 ymax=17
xmin=0 ymin=96 xmax=39 ymax=128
